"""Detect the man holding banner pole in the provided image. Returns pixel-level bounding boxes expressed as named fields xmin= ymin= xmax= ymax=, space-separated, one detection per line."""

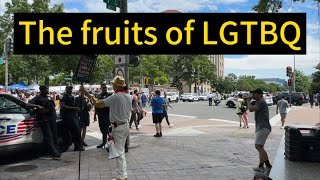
xmin=80 ymin=75 xmax=131 ymax=180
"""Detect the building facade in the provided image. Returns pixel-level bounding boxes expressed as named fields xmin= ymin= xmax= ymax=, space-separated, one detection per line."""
xmin=208 ymin=55 xmax=224 ymax=78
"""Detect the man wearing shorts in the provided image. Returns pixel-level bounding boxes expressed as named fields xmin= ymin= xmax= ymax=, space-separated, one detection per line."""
xmin=247 ymin=88 xmax=272 ymax=176
xmin=276 ymin=95 xmax=289 ymax=129
xmin=150 ymin=90 xmax=163 ymax=137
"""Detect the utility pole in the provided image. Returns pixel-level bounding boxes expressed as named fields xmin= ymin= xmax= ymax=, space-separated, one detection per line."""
xmin=4 ymin=38 xmax=9 ymax=92
xmin=120 ymin=0 xmax=131 ymax=150
xmin=120 ymin=0 xmax=129 ymax=88
xmin=293 ymin=55 xmax=296 ymax=92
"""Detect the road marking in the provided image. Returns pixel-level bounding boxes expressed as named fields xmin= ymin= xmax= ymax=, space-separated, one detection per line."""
xmin=207 ymin=118 xmax=255 ymax=126
xmin=146 ymin=112 xmax=197 ymax=119
xmin=269 ymin=108 xmax=293 ymax=126
xmin=87 ymin=131 xmax=138 ymax=140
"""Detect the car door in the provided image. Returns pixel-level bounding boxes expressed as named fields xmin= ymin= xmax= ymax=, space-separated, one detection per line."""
xmin=0 ymin=96 xmax=42 ymax=148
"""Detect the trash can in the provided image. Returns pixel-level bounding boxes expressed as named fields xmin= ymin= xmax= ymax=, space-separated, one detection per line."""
xmin=284 ymin=125 xmax=320 ymax=162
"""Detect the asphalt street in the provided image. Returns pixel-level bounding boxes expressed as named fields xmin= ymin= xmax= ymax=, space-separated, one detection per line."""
xmin=145 ymin=100 xmax=278 ymax=124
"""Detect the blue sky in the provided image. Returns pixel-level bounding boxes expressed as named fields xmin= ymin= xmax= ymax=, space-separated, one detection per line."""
xmin=1 ymin=0 xmax=319 ymax=80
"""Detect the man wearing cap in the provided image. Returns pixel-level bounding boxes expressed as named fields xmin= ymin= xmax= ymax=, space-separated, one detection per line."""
xmin=80 ymin=76 xmax=131 ymax=180
xmin=94 ymin=83 xmax=113 ymax=148
xmin=59 ymin=83 xmax=84 ymax=151
xmin=28 ymin=85 xmax=61 ymax=159
xmin=247 ymin=88 xmax=272 ymax=176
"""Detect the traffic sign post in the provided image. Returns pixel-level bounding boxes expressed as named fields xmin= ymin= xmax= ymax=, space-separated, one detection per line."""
xmin=104 ymin=0 xmax=119 ymax=11
xmin=115 ymin=55 xmax=126 ymax=65
xmin=115 ymin=66 xmax=125 ymax=77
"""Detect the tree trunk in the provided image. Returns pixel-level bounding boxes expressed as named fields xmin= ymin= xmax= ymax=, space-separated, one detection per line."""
xmin=45 ymin=77 xmax=49 ymax=86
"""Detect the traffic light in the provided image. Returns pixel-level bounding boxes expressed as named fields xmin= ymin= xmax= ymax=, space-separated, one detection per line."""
xmin=128 ymin=55 xmax=140 ymax=67
xmin=287 ymin=78 xmax=292 ymax=86
xmin=286 ymin=66 xmax=292 ymax=77
xmin=5 ymin=37 xmax=13 ymax=55
xmin=144 ymin=77 xmax=150 ymax=85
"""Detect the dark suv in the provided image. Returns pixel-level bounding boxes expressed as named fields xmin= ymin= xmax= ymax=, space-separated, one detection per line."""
xmin=274 ymin=92 xmax=304 ymax=106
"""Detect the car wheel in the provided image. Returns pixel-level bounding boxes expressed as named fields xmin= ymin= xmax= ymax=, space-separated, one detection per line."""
xmin=183 ymin=100 xmax=185 ymax=102
xmin=292 ymin=101 xmax=299 ymax=106
xmin=227 ymin=101 xmax=235 ymax=108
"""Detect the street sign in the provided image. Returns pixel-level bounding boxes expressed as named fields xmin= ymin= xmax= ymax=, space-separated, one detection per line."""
xmin=115 ymin=67 xmax=125 ymax=77
xmin=106 ymin=3 xmax=116 ymax=11
xmin=115 ymin=55 xmax=126 ymax=65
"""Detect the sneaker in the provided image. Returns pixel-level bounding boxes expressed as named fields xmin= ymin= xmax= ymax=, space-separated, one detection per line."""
xmin=138 ymin=125 xmax=142 ymax=128
xmin=169 ymin=124 xmax=174 ymax=128
xmin=280 ymin=126 xmax=285 ymax=129
xmin=97 ymin=144 xmax=105 ymax=148
xmin=160 ymin=132 xmax=162 ymax=137
xmin=136 ymin=127 xmax=140 ymax=131
xmin=129 ymin=126 xmax=132 ymax=129
xmin=264 ymin=166 xmax=272 ymax=176
xmin=52 ymin=153 xmax=62 ymax=160
xmin=82 ymin=141 xmax=88 ymax=146
xmin=253 ymin=166 xmax=264 ymax=173
xmin=154 ymin=133 xmax=160 ymax=137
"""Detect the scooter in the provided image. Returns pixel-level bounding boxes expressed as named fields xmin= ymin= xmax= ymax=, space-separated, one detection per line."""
xmin=214 ymin=99 xmax=221 ymax=106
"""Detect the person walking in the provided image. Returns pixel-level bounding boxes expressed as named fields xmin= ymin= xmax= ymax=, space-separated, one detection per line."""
xmin=141 ymin=91 xmax=147 ymax=108
xmin=236 ymin=94 xmax=247 ymax=128
xmin=309 ymin=94 xmax=314 ymax=108
xmin=208 ymin=92 xmax=213 ymax=106
xmin=80 ymin=76 xmax=131 ymax=180
xmin=162 ymin=92 xmax=174 ymax=128
xmin=94 ymin=83 xmax=113 ymax=148
xmin=76 ymin=93 xmax=92 ymax=146
xmin=150 ymin=90 xmax=164 ymax=137
xmin=247 ymin=88 xmax=272 ymax=176
xmin=276 ymin=95 xmax=289 ymax=129
xmin=129 ymin=90 xmax=140 ymax=131
xmin=28 ymin=85 xmax=61 ymax=159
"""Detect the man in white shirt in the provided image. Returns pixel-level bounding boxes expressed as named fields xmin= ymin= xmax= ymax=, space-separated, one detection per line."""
xmin=80 ymin=76 xmax=131 ymax=180
xmin=207 ymin=93 xmax=213 ymax=106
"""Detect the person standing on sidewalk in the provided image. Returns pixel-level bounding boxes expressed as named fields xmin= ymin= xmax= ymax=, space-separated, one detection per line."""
xmin=247 ymin=88 xmax=272 ymax=176
xmin=80 ymin=76 xmax=131 ymax=180
xmin=276 ymin=95 xmax=289 ymax=129
xmin=162 ymin=92 xmax=174 ymax=128
xmin=236 ymin=94 xmax=247 ymax=128
xmin=208 ymin=92 xmax=213 ymax=106
xmin=150 ymin=90 xmax=164 ymax=137
xmin=28 ymin=85 xmax=61 ymax=159
xmin=309 ymin=94 xmax=314 ymax=108
xmin=76 ymin=93 xmax=92 ymax=146
xmin=94 ymin=83 xmax=112 ymax=148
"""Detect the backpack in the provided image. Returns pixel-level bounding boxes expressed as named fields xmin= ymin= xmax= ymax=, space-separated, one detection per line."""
xmin=240 ymin=100 xmax=246 ymax=113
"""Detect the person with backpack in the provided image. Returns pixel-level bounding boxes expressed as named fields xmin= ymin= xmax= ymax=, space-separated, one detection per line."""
xmin=236 ymin=94 xmax=247 ymax=128
xmin=162 ymin=92 xmax=174 ymax=128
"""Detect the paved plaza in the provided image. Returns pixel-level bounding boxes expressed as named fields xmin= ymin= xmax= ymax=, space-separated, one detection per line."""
xmin=0 ymin=102 xmax=319 ymax=180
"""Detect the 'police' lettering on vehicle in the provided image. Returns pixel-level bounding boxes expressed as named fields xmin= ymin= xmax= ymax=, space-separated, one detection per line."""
xmin=0 ymin=125 xmax=16 ymax=135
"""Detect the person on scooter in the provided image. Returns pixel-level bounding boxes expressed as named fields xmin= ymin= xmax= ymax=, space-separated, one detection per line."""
xmin=213 ymin=92 xmax=221 ymax=106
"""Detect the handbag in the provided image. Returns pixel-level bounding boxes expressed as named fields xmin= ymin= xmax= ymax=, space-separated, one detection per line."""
xmin=106 ymin=126 xmax=120 ymax=159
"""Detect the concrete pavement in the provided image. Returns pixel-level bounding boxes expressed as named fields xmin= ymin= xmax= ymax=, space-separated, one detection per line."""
xmin=0 ymin=105 xmax=287 ymax=180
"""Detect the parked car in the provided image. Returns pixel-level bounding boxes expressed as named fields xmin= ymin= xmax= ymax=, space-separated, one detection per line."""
xmin=0 ymin=94 xmax=66 ymax=155
xmin=181 ymin=93 xmax=199 ymax=102
xmin=199 ymin=93 xmax=208 ymax=101
xmin=166 ymin=92 xmax=179 ymax=103
xmin=263 ymin=92 xmax=274 ymax=106
xmin=274 ymin=92 xmax=304 ymax=106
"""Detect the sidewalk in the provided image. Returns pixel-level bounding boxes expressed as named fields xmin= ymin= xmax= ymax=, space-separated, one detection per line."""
xmin=0 ymin=110 xmax=287 ymax=180
xmin=270 ymin=106 xmax=320 ymax=180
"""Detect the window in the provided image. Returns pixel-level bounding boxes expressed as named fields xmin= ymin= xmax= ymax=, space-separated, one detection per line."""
xmin=0 ymin=97 xmax=28 ymax=114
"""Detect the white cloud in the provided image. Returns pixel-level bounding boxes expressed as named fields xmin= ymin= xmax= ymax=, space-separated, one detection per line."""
xmin=229 ymin=9 xmax=237 ymax=13
xmin=64 ymin=7 xmax=80 ymax=12
xmin=215 ymin=0 xmax=248 ymax=5
xmin=225 ymin=35 xmax=320 ymax=71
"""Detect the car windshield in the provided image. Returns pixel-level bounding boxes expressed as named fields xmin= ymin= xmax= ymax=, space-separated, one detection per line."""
xmin=167 ymin=93 xmax=174 ymax=96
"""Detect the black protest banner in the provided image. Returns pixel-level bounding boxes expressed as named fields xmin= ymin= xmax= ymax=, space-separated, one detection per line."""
xmin=73 ymin=55 xmax=98 ymax=83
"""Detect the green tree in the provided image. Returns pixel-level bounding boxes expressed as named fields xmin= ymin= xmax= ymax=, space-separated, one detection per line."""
xmin=294 ymin=69 xmax=311 ymax=93
xmin=0 ymin=0 xmax=64 ymax=85
xmin=253 ymin=0 xmax=319 ymax=13
xmin=310 ymin=63 xmax=320 ymax=93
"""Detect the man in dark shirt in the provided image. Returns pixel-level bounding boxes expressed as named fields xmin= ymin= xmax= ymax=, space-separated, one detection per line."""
xmin=60 ymin=83 xmax=84 ymax=151
xmin=29 ymin=85 xmax=61 ymax=159
xmin=247 ymin=88 xmax=272 ymax=176
xmin=94 ymin=83 xmax=112 ymax=148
